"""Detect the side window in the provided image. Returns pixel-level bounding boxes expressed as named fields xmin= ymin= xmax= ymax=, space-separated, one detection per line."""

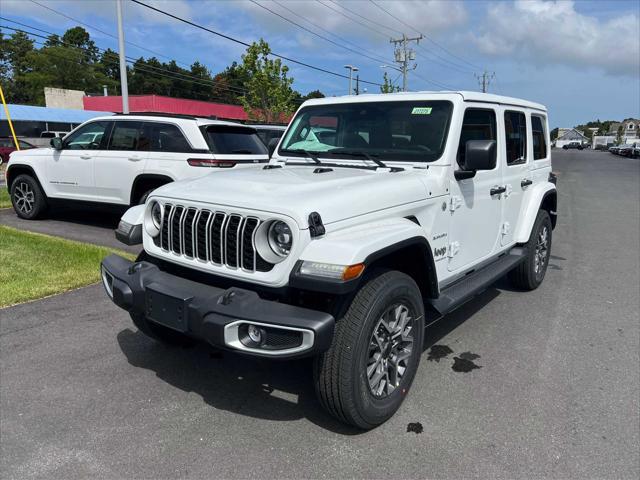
xmin=108 ymin=121 xmax=149 ymax=151
xmin=148 ymin=123 xmax=191 ymax=152
xmin=64 ymin=121 xmax=110 ymax=150
xmin=532 ymin=115 xmax=548 ymax=160
xmin=504 ymin=111 xmax=527 ymax=165
xmin=457 ymin=108 xmax=497 ymax=168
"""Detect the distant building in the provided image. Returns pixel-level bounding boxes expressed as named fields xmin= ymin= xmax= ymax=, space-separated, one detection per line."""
xmin=554 ymin=128 xmax=588 ymax=148
xmin=84 ymin=94 xmax=250 ymax=122
xmin=44 ymin=87 xmax=85 ymax=110
xmin=607 ymin=118 xmax=639 ymax=141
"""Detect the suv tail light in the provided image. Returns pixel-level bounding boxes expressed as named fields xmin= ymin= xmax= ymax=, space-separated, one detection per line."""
xmin=187 ymin=158 xmax=236 ymax=168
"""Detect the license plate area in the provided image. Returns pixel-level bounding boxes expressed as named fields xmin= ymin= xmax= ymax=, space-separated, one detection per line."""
xmin=145 ymin=283 xmax=191 ymax=332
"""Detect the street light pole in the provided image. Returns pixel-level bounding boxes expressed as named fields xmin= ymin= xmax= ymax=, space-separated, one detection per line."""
xmin=116 ymin=0 xmax=129 ymax=113
xmin=344 ymin=65 xmax=359 ymax=95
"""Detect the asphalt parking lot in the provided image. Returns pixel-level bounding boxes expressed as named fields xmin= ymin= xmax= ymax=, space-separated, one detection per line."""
xmin=1 ymin=149 xmax=638 ymax=479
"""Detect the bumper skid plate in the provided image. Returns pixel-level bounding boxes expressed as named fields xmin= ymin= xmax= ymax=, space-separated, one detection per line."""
xmin=101 ymin=254 xmax=335 ymax=358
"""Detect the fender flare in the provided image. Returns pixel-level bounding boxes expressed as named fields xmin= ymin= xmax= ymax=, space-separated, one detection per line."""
xmin=290 ymin=218 xmax=437 ymax=297
xmin=514 ymin=183 xmax=557 ymax=243
xmin=5 ymin=163 xmax=48 ymax=195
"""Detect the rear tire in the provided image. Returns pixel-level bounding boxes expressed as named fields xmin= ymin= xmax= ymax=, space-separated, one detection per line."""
xmin=314 ymin=271 xmax=424 ymax=429
xmin=508 ymin=210 xmax=552 ymax=290
xmin=10 ymin=174 xmax=47 ymax=219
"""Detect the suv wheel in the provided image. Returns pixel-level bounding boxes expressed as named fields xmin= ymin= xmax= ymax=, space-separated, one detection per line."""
xmin=10 ymin=174 xmax=48 ymax=219
xmin=508 ymin=210 xmax=552 ymax=290
xmin=314 ymin=270 xmax=424 ymax=429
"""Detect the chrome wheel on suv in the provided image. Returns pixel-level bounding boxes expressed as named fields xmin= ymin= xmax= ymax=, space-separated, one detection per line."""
xmin=367 ymin=304 xmax=415 ymax=398
xmin=534 ymin=225 xmax=549 ymax=274
xmin=13 ymin=181 xmax=35 ymax=215
xmin=10 ymin=174 xmax=47 ymax=220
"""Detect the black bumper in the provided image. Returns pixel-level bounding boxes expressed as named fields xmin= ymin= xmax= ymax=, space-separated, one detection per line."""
xmin=101 ymin=254 xmax=335 ymax=359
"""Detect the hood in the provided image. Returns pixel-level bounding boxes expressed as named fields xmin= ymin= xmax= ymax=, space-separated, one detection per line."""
xmin=152 ymin=164 xmax=429 ymax=228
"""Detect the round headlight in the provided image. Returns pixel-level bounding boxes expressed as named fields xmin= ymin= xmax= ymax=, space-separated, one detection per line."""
xmin=151 ymin=201 xmax=162 ymax=230
xmin=144 ymin=200 xmax=163 ymax=237
xmin=268 ymin=221 xmax=292 ymax=257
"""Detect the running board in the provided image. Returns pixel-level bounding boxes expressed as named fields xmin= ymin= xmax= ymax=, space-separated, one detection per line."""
xmin=429 ymin=248 xmax=528 ymax=315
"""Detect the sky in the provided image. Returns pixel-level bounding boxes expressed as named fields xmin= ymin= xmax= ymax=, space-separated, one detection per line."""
xmin=1 ymin=0 xmax=639 ymax=128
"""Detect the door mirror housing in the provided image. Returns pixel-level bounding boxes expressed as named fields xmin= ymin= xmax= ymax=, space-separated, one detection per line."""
xmin=50 ymin=137 xmax=63 ymax=150
xmin=464 ymin=139 xmax=496 ymax=171
xmin=267 ymin=137 xmax=279 ymax=158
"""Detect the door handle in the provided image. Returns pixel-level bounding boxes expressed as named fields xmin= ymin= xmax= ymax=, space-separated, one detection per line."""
xmin=490 ymin=185 xmax=506 ymax=196
xmin=80 ymin=155 xmax=91 ymax=159
xmin=128 ymin=155 xmax=143 ymax=161
xmin=521 ymin=179 xmax=533 ymax=188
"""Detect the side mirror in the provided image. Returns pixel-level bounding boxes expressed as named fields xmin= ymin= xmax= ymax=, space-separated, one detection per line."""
xmin=464 ymin=139 xmax=496 ymax=171
xmin=267 ymin=137 xmax=279 ymax=158
xmin=50 ymin=137 xmax=63 ymax=150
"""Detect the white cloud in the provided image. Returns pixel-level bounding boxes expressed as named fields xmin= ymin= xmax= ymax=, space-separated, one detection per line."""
xmin=472 ymin=0 xmax=640 ymax=76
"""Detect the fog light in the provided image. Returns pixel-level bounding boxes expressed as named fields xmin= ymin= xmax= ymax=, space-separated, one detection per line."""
xmin=248 ymin=324 xmax=264 ymax=344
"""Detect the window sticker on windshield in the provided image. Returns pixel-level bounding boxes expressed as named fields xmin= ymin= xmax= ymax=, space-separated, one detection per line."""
xmin=411 ymin=107 xmax=432 ymax=115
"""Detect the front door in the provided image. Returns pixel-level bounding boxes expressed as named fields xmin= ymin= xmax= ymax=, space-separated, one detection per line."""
xmin=46 ymin=120 xmax=110 ymax=200
xmin=500 ymin=109 xmax=529 ymax=246
xmin=448 ymin=106 xmax=502 ymax=272
xmin=94 ymin=120 xmax=149 ymax=204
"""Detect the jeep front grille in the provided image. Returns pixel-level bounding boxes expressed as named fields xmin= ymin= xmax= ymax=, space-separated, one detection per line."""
xmin=157 ymin=204 xmax=273 ymax=272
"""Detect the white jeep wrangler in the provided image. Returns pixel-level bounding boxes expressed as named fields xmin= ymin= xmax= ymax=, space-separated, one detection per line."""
xmin=101 ymin=91 xmax=557 ymax=429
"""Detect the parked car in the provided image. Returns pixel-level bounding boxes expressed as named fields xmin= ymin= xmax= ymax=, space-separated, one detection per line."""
xmin=248 ymin=124 xmax=287 ymax=146
xmin=101 ymin=92 xmax=557 ymax=429
xmin=6 ymin=113 xmax=269 ymax=219
xmin=632 ymin=144 xmax=640 ymax=158
xmin=616 ymin=143 xmax=637 ymax=157
xmin=562 ymin=141 xmax=583 ymax=150
xmin=39 ymin=131 xmax=69 ymax=139
xmin=608 ymin=145 xmax=619 ymax=154
xmin=0 ymin=137 xmax=35 ymax=164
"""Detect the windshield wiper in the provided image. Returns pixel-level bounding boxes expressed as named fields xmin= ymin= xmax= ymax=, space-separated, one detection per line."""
xmin=280 ymin=148 xmax=321 ymax=164
xmin=331 ymin=149 xmax=388 ymax=169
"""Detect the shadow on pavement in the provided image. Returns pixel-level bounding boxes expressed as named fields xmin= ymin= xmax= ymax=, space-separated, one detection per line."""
xmin=41 ymin=204 xmax=125 ymax=229
xmin=116 ymin=286 xmax=504 ymax=434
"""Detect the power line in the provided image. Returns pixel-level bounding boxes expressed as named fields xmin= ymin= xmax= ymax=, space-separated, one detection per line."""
xmin=272 ymin=0 xmax=388 ymax=64
xmin=130 ymin=0 xmax=383 ymax=88
xmin=315 ymin=0 xmax=390 ymax=42
xmin=251 ymin=0 xmax=391 ymax=66
xmin=27 ymin=0 xmax=176 ymax=64
xmin=327 ymin=0 xmax=401 ymax=36
xmin=368 ymin=0 xmax=482 ymax=71
xmin=475 ymin=70 xmax=495 ymax=93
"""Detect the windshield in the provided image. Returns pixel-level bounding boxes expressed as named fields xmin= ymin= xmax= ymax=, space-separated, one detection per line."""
xmin=203 ymin=126 xmax=268 ymax=155
xmin=279 ymin=100 xmax=453 ymax=162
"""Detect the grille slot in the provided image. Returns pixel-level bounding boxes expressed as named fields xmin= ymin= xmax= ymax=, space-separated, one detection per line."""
xmin=158 ymin=205 xmax=273 ymax=273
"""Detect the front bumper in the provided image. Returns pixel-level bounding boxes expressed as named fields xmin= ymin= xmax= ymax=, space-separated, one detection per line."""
xmin=101 ymin=254 xmax=335 ymax=358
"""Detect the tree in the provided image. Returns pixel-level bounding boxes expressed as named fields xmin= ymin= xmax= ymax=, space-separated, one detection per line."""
xmin=237 ymin=39 xmax=296 ymax=123
xmin=61 ymin=26 xmax=98 ymax=62
xmin=380 ymin=71 xmax=400 ymax=93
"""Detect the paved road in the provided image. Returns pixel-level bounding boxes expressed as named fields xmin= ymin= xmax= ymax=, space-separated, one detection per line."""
xmin=0 ymin=206 xmax=140 ymax=255
xmin=1 ymin=150 xmax=638 ymax=479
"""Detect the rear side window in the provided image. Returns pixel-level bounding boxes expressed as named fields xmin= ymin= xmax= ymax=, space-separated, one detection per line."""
xmin=148 ymin=123 xmax=192 ymax=152
xmin=457 ymin=108 xmax=497 ymax=168
xmin=203 ymin=126 xmax=267 ymax=155
xmin=532 ymin=115 xmax=548 ymax=160
xmin=504 ymin=111 xmax=527 ymax=165
xmin=108 ymin=121 xmax=150 ymax=151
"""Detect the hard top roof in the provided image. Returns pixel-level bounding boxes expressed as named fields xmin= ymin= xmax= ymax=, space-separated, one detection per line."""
xmin=301 ymin=90 xmax=546 ymax=112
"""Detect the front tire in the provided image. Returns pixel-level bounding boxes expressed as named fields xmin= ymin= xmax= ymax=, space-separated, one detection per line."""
xmin=508 ymin=210 xmax=552 ymax=290
xmin=314 ymin=271 xmax=425 ymax=429
xmin=10 ymin=174 xmax=47 ymax=219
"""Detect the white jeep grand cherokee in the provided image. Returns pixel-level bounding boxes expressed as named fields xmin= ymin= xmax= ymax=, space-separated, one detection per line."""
xmin=101 ymin=92 xmax=557 ymax=429
xmin=6 ymin=113 xmax=268 ymax=219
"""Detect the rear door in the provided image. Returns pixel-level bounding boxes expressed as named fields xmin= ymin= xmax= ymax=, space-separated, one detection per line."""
xmin=94 ymin=120 xmax=150 ymax=204
xmin=500 ymin=110 xmax=529 ymax=246
xmin=46 ymin=120 xmax=110 ymax=200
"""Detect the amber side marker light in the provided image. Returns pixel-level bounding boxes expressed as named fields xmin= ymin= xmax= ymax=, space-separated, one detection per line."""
xmin=342 ymin=263 xmax=365 ymax=281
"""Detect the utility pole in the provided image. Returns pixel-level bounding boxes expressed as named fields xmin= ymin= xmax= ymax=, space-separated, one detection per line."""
xmin=344 ymin=65 xmax=358 ymax=95
xmin=389 ymin=34 xmax=422 ymax=92
xmin=474 ymin=70 xmax=495 ymax=93
xmin=116 ymin=0 xmax=129 ymax=113
xmin=355 ymin=75 xmax=360 ymax=95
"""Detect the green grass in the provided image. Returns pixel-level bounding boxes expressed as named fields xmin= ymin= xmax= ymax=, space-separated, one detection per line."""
xmin=0 ymin=226 xmax=136 ymax=307
xmin=0 ymin=188 xmax=10 ymax=209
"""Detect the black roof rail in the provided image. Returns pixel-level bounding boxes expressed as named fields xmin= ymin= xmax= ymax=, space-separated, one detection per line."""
xmin=114 ymin=112 xmax=219 ymax=121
